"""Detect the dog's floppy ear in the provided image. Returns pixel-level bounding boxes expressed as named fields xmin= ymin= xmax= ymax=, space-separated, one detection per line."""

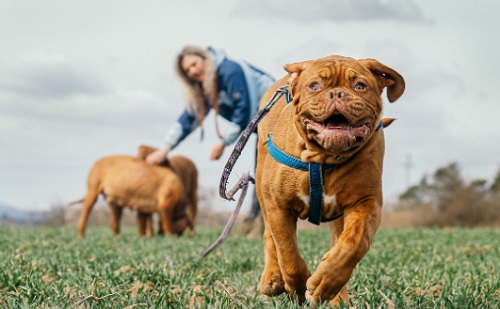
xmin=284 ymin=61 xmax=308 ymax=101
xmin=137 ymin=144 xmax=171 ymax=168
xmin=359 ymin=59 xmax=405 ymax=103
xmin=137 ymin=144 xmax=157 ymax=159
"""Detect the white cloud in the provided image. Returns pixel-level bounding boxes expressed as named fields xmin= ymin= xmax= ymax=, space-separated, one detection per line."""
xmin=0 ymin=56 xmax=110 ymax=99
xmin=232 ymin=0 xmax=426 ymax=23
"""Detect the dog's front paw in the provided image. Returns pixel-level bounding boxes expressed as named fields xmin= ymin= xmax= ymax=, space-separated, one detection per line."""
xmin=306 ymin=263 xmax=350 ymax=305
xmin=306 ymin=286 xmax=349 ymax=307
xmin=305 ymin=290 xmax=320 ymax=307
xmin=305 ymin=282 xmax=333 ymax=308
xmin=260 ymin=270 xmax=285 ymax=297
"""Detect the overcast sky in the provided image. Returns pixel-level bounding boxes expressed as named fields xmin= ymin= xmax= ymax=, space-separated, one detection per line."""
xmin=1 ymin=0 xmax=499 ymax=212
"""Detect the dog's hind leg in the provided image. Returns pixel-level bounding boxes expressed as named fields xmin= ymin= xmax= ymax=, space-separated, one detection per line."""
xmin=157 ymin=215 xmax=164 ymax=235
xmin=188 ymin=165 xmax=198 ymax=235
xmin=108 ymin=202 xmax=123 ymax=235
xmin=144 ymin=214 xmax=154 ymax=236
xmin=77 ymin=191 xmax=99 ymax=238
xmin=185 ymin=200 xmax=196 ymax=235
xmin=137 ymin=212 xmax=153 ymax=236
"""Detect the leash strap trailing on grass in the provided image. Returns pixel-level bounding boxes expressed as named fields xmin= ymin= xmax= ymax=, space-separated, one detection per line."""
xmin=198 ymin=86 xmax=288 ymax=261
xmin=198 ymin=173 xmax=253 ymax=261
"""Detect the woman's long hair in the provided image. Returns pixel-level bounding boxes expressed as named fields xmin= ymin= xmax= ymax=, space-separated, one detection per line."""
xmin=175 ymin=46 xmax=221 ymax=139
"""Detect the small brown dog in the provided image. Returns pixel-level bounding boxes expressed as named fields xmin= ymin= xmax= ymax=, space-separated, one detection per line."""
xmin=255 ymin=55 xmax=405 ymax=305
xmin=136 ymin=145 xmax=198 ymax=236
xmin=74 ymin=155 xmax=189 ymax=238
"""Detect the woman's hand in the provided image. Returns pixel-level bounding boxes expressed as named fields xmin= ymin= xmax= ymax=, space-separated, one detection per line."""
xmin=210 ymin=142 xmax=225 ymax=160
xmin=146 ymin=146 xmax=170 ymax=165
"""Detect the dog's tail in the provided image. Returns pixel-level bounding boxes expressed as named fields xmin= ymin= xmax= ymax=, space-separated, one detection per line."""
xmin=67 ymin=198 xmax=84 ymax=206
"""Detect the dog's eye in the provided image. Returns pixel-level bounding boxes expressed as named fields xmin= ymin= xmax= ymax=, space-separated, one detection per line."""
xmin=354 ymin=82 xmax=367 ymax=91
xmin=308 ymin=82 xmax=322 ymax=91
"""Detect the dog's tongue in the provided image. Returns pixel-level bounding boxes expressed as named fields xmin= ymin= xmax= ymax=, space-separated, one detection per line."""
xmin=324 ymin=115 xmax=349 ymax=129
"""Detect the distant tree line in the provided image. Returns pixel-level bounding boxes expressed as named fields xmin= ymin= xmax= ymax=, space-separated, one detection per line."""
xmin=397 ymin=162 xmax=500 ymax=227
xmin=41 ymin=164 xmax=500 ymax=228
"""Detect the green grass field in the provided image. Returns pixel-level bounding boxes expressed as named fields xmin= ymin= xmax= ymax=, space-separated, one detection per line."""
xmin=0 ymin=225 xmax=498 ymax=308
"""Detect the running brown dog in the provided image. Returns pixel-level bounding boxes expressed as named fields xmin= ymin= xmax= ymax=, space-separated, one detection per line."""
xmin=255 ymin=55 xmax=405 ymax=305
xmin=137 ymin=145 xmax=198 ymax=236
xmin=75 ymin=155 xmax=189 ymax=238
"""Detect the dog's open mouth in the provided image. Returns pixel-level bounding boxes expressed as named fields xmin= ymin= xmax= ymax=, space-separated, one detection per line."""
xmin=302 ymin=113 xmax=371 ymax=152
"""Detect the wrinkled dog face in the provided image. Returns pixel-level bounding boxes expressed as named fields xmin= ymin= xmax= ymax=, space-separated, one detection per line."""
xmin=285 ymin=55 xmax=405 ymax=155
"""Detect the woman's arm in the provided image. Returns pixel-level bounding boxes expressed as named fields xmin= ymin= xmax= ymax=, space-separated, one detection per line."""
xmin=164 ymin=110 xmax=200 ymax=149
xmin=146 ymin=109 xmax=200 ymax=165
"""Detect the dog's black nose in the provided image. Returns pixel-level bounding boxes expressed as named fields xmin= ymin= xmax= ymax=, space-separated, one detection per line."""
xmin=326 ymin=88 xmax=347 ymax=101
